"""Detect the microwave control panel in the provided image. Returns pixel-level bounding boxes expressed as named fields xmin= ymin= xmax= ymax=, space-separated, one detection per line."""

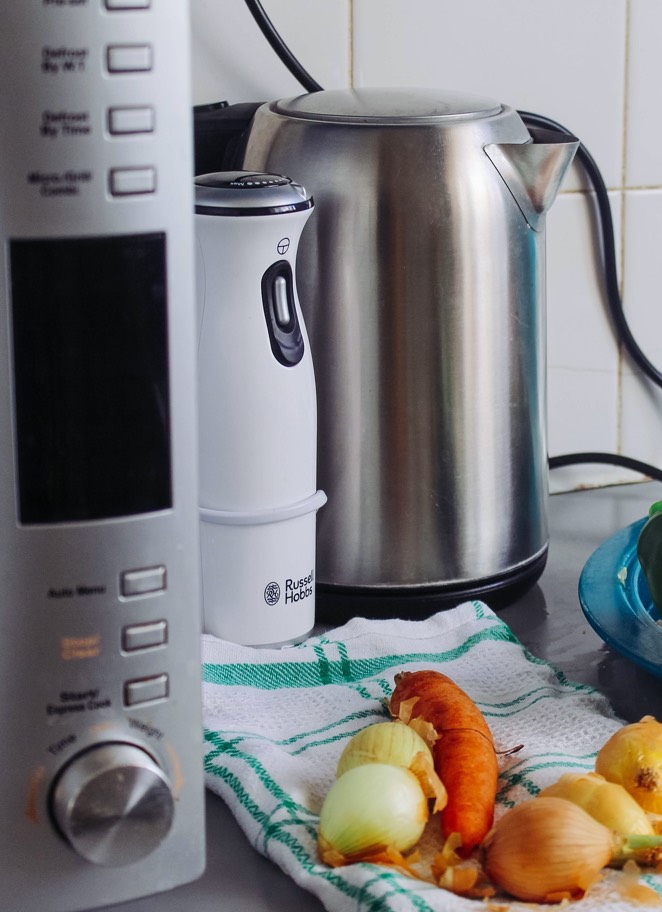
xmin=0 ymin=3 xmax=205 ymax=910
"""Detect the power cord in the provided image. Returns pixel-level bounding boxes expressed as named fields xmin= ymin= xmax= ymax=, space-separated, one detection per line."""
xmin=244 ymin=0 xmax=322 ymax=94
xmin=549 ymin=452 xmax=662 ymax=484
xmin=518 ymin=111 xmax=662 ymax=389
xmin=241 ymin=0 xmax=662 ymax=486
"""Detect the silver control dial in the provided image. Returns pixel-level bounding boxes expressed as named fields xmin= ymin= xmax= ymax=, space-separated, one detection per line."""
xmin=51 ymin=743 xmax=174 ymax=866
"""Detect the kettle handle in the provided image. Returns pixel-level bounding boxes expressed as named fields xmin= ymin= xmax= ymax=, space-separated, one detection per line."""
xmin=485 ymin=127 xmax=579 ymax=231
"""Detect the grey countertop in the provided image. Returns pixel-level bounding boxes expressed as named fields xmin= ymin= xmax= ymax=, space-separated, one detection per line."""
xmin=100 ymin=481 xmax=662 ymax=912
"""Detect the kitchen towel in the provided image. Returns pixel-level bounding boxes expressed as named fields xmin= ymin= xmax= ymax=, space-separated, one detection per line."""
xmin=202 ymin=600 xmax=662 ymax=910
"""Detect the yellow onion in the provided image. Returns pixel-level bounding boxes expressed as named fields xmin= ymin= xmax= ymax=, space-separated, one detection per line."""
xmin=538 ymin=771 xmax=656 ymax=836
xmin=596 ymin=716 xmax=662 ymax=814
xmin=483 ymin=797 xmax=662 ymax=903
xmin=336 ymin=721 xmax=447 ymax=811
xmin=318 ymin=763 xmax=428 ymax=867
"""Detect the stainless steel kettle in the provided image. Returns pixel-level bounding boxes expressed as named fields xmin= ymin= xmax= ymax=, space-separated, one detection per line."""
xmin=242 ymin=87 xmax=578 ymax=617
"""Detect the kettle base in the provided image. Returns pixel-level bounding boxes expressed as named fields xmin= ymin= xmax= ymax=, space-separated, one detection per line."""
xmin=315 ymin=547 xmax=547 ymax=622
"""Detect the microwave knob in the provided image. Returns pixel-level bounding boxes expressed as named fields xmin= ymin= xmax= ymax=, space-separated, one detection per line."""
xmin=51 ymin=742 xmax=174 ymax=866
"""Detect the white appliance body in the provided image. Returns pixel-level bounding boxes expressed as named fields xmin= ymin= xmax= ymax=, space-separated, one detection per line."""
xmin=195 ymin=172 xmax=324 ymax=646
xmin=0 ymin=3 xmax=205 ymax=910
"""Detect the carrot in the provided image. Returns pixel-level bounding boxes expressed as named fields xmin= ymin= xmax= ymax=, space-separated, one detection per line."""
xmin=389 ymin=669 xmax=498 ymax=856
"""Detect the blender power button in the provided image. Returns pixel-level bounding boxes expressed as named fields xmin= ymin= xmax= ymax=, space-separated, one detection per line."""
xmin=273 ymin=274 xmax=292 ymax=326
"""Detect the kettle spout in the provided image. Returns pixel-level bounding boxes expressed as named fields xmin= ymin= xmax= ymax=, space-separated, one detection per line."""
xmin=485 ymin=126 xmax=579 ymax=231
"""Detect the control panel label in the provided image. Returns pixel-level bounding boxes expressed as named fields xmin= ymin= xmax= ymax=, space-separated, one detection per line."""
xmin=60 ymin=634 xmax=100 ymax=660
xmin=128 ymin=717 xmax=165 ymax=741
xmin=41 ymin=46 xmax=89 ymax=75
xmin=27 ymin=169 xmax=93 ymax=197
xmin=40 ymin=110 xmax=91 ymax=139
xmin=48 ymin=583 xmax=106 ymax=599
xmin=46 ymin=687 xmax=112 ymax=718
xmin=48 ymin=732 xmax=77 ymax=756
xmin=25 ymin=766 xmax=45 ymax=823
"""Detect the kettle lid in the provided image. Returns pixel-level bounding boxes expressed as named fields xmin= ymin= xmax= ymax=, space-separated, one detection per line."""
xmin=194 ymin=171 xmax=313 ymax=216
xmin=273 ymin=87 xmax=502 ymax=124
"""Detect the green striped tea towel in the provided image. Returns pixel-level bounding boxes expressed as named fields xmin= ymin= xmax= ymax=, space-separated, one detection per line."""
xmin=202 ymin=600 xmax=662 ymax=910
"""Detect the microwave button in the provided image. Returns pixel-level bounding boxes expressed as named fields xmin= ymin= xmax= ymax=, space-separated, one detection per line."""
xmin=121 ymin=565 xmax=166 ymax=597
xmin=105 ymin=0 xmax=151 ymax=8
xmin=124 ymin=673 xmax=169 ymax=707
xmin=122 ymin=620 xmax=167 ymax=652
xmin=109 ymin=166 xmax=156 ymax=197
xmin=108 ymin=106 xmax=155 ymax=135
xmin=106 ymin=44 xmax=153 ymax=74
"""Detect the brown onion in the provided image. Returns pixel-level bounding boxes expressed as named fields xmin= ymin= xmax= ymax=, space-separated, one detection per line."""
xmin=484 ymin=797 xmax=620 ymax=902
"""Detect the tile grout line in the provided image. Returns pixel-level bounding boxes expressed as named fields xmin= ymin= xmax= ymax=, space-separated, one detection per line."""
xmin=348 ymin=0 xmax=354 ymax=86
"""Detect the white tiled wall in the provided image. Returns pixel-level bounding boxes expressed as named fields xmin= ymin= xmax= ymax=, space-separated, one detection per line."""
xmin=190 ymin=0 xmax=662 ymax=494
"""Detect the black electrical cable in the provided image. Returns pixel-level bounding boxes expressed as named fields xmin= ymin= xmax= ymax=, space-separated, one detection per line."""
xmin=518 ymin=113 xmax=662 ymax=483
xmin=243 ymin=0 xmax=323 ymax=94
xmin=242 ymin=0 xmax=662 ymax=486
xmin=548 ymin=452 xmax=662 ymax=484
xmin=518 ymin=111 xmax=662 ymax=389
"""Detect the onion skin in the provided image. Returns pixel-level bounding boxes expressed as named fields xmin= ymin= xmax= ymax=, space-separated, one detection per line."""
xmin=336 ymin=721 xmax=432 ymax=777
xmin=483 ymin=797 xmax=614 ymax=903
xmin=336 ymin=721 xmax=447 ymax=811
xmin=596 ymin=716 xmax=662 ymax=814
xmin=318 ymin=763 xmax=428 ymax=866
xmin=538 ymin=771 xmax=656 ymax=836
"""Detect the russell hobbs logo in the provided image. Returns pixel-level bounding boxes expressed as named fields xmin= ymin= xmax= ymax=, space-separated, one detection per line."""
xmin=264 ymin=581 xmax=280 ymax=606
xmin=264 ymin=570 xmax=314 ymax=606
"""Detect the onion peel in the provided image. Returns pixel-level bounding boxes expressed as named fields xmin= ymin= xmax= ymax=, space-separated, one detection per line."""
xmin=617 ymin=859 xmax=662 ymax=905
xmin=431 ymin=831 xmax=463 ymax=875
xmin=432 ymin=833 xmax=496 ymax=899
xmin=391 ymin=697 xmax=439 ymax=749
xmin=409 ymin=750 xmax=447 ymax=813
xmin=318 ymin=839 xmax=423 ymax=878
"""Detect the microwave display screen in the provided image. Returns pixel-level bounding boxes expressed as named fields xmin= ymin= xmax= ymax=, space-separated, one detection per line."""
xmin=10 ymin=233 xmax=172 ymax=524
